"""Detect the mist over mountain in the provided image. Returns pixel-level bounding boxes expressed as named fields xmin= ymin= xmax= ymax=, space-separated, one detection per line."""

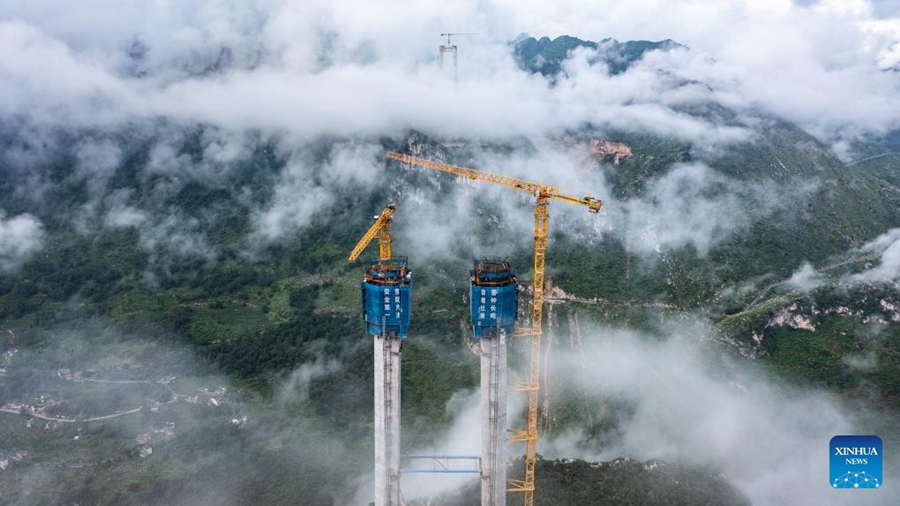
xmin=1 ymin=2 xmax=900 ymax=505
xmin=512 ymin=34 xmax=686 ymax=76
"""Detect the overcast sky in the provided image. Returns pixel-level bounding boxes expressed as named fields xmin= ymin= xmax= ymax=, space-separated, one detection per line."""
xmin=1 ymin=0 xmax=899 ymax=144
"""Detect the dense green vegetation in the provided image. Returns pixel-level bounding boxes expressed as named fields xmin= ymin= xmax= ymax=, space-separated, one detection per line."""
xmin=715 ymin=283 xmax=900 ymax=409
xmin=421 ymin=457 xmax=750 ymax=506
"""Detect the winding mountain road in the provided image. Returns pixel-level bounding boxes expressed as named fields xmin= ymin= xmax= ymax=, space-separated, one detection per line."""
xmin=846 ymin=152 xmax=900 ymax=166
xmin=0 ymin=406 xmax=144 ymax=423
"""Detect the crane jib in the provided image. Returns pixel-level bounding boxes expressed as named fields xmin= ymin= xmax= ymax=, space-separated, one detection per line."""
xmin=385 ymin=151 xmax=602 ymax=213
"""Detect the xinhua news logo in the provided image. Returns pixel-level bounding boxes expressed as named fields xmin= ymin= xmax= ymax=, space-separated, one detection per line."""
xmin=830 ymin=435 xmax=882 ymax=489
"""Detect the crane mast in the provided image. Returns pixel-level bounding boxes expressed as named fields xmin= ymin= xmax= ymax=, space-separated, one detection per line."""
xmin=386 ymin=151 xmax=601 ymax=506
xmin=349 ymin=203 xmax=396 ymax=262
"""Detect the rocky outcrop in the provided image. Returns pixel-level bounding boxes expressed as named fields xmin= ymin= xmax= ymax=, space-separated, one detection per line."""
xmin=590 ymin=139 xmax=633 ymax=166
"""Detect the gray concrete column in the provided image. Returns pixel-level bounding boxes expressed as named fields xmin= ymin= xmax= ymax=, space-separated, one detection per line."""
xmin=374 ymin=336 xmax=402 ymax=506
xmin=480 ymin=334 xmax=507 ymax=506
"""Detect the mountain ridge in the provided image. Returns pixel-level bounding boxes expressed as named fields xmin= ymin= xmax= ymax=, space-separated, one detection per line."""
xmin=512 ymin=34 xmax=687 ymax=76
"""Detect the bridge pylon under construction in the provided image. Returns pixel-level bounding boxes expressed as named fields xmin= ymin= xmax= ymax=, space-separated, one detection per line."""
xmin=349 ymin=204 xmax=412 ymax=506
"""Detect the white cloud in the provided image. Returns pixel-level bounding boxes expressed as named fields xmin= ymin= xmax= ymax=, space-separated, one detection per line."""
xmin=75 ymin=138 xmax=122 ymax=197
xmin=623 ymin=164 xmax=749 ymax=255
xmin=252 ymin=171 xmax=333 ymax=242
xmin=615 ymin=163 xmax=815 ymax=256
xmin=842 ymin=350 xmax=878 ymax=371
xmin=1 ymin=1 xmax=897 ymax=146
xmin=0 ymin=211 xmax=44 ymax=271
xmin=0 ymin=20 xmax=135 ymax=126
xmin=786 ymin=261 xmax=824 ymax=291
xmin=139 ymin=214 xmax=215 ymax=259
xmin=546 ymin=324 xmax=896 ymax=506
xmin=0 ymin=0 xmax=897 ymax=265
xmin=277 ymin=357 xmax=343 ymax=406
xmin=104 ymin=190 xmax=149 ymax=229
xmin=852 ymin=227 xmax=900 ymax=282
xmin=250 ymin=141 xmax=382 ymax=242
xmin=777 ymin=228 xmax=900 ymax=291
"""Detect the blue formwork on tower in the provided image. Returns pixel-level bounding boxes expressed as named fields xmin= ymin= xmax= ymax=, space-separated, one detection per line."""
xmin=470 ymin=258 xmax=518 ymax=339
xmin=361 ymin=257 xmax=412 ymax=338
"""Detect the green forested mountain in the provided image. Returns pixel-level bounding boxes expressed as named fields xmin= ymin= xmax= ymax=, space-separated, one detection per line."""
xmin=512 ymin=34 xmax=686 ymax=76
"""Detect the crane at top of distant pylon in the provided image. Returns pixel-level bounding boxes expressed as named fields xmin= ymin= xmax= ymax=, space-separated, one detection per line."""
xmin=348 ymin=202 xmax=397 ymax=262
xmin=385 ymin=151 xmax=602 ymax=506
xmin=439 ymin=32 xmax=478 ymax=82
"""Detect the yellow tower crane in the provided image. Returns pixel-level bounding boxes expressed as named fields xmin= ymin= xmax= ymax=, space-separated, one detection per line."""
xmin=348 ymin=203 xmax=397 ymax=262
xmin=385 ymin=151 xmax=601 ymax=506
